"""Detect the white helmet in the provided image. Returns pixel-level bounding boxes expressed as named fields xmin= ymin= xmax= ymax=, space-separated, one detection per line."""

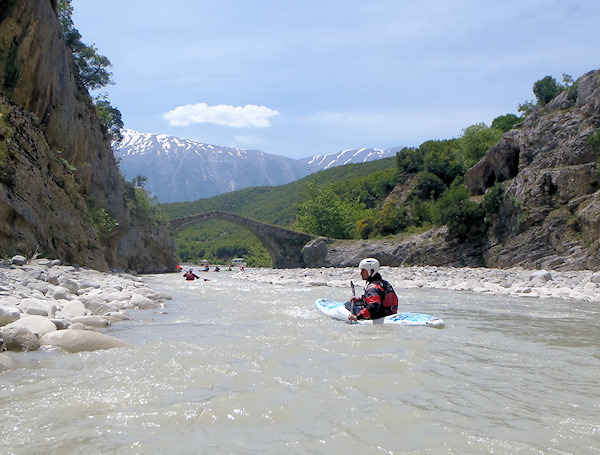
xmin=359 ymin=257 xmax=380 ymax=276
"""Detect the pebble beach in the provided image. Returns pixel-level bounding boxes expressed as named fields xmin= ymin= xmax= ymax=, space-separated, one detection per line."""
xmin=1 ymin=255 xmax=599 ymax=372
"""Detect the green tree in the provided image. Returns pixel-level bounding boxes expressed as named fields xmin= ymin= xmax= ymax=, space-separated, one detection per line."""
xmin=356 ymin=218 xmax=373 ymax=239
xmin=396 ymin=147 xmax=424 ymax=173
xmin=421 ymin=139 xmax=464 ymax=185
xmin=372 ymin=202 xmax=409 ymax=237
xmin=428 ymin=179 xmax=484 ymax=238
xmin=412 ymin=170 xmax=446 ymax=200
xmin=58 ymin=0 xmax=114 ymax=90
xmin=517 ymin=100 xmax=535 ymax=118
xmin=94 ymin=94 xmax=123 ymax=142
xmin=533 ymin=75 xmax=563 ymax=105
xmin=482 ymin=183 xmax=505 ymax=215
xmin=459 ymin=123 xmax=503 ymax=168
xmin=73 ymin=44 xmax=114 ymax=90
xmin=132 ymin=175 xmax=148 ymax=188
xmin=491 ymin=114 xmax=519 ymax=132
xmin=296 ymin=180 xmax=362 ymax=238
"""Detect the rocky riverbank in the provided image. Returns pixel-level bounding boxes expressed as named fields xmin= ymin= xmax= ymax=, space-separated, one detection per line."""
xmin=0 ymin=256 xmax=172 ymax=372
xmin=2 ymin=256 xmax=599 ymax=373
xmin=235 ymin=264 xmax=600 ymax=302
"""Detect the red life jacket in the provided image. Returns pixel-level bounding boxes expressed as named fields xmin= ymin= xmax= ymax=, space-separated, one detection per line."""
xmin=370 ymin=280 xmax=398 ymax=316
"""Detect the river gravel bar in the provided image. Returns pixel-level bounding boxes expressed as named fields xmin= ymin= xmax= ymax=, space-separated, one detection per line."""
xmin=236 ymin=265 xmax=600 ymax=302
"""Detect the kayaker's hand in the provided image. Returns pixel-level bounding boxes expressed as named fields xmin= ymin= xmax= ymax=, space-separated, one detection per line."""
xmin=350 ymin=297 xmax=362 ymax=304
xmin=348 ymin=314 xmax=358 ymax=322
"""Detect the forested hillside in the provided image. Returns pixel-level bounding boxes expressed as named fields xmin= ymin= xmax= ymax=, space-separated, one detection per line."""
xmin=160 ymin=157 xmax=397 ymax=225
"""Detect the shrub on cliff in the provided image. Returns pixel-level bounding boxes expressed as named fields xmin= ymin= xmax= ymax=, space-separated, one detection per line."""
xmin=426 ymin=179 xmax=485 ymax=238
xmin=482 ymin=183 xmax=505 ymax=215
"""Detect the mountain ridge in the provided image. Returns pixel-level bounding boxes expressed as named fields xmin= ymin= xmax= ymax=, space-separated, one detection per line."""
xmin=113 ymin=129 xmax=399 ymax=203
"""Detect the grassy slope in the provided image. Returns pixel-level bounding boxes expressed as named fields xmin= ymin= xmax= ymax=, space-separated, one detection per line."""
xmin=160 ymin=157 xmax=396 ymax=226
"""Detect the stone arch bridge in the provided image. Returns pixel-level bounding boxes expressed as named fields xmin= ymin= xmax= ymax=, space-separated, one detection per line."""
xmin=170 ymin=211 xmax=317 ymax=268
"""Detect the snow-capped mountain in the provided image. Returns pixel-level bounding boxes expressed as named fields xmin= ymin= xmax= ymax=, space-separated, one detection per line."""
xmin=300 ymin=146 xmax=402 ymax=169
xmin=113 ymin=130 xmax=400 ymax=203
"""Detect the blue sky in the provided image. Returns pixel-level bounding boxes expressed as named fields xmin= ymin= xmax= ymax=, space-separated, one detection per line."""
xmin=72 ymin=0 xmax=600 ymax=159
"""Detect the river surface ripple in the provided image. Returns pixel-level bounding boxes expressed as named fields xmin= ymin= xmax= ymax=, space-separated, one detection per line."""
xmin=1 ymin=270 xmax=599 ymax=454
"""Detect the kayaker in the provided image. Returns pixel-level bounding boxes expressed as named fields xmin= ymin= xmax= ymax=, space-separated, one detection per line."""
xmin=183 ymin=268 xmax=199 ymax=281
xmin=346 ymin=258 xmax=398 ymax=322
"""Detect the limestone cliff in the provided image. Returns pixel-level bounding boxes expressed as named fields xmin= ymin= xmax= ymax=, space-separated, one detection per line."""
xmin=0 ymin=0 xmax=177 ymax=272
xmin=465 ymin=69 xmax=600 ymax=270
xmin=304 ymin=70 xmax=600 ymax=271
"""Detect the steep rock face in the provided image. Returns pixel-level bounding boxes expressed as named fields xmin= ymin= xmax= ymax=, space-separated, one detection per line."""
xmin=465 ymin=70 xmax=600 ymax=270
xmin=303 ymin=228 xmax=486 ymax=269
xmin=0 ymin=0 xmax=177 ymax=272
xmin=304 ymin=70 xmax=600 ymax=271
xmin=0 ymin=93 xmax=106 ymax=268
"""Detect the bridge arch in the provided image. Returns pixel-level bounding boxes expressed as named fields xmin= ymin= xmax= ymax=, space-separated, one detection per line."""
xmin=170 ymin=211 xmax=316 ymax=268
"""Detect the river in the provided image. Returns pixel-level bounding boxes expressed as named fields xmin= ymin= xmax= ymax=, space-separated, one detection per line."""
xmin=1 ymin=269 xmax=599 ymax=454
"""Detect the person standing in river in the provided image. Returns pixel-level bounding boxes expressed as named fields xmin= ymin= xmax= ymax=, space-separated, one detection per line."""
xmin=346 ymin=258 xmax=398 ymax=322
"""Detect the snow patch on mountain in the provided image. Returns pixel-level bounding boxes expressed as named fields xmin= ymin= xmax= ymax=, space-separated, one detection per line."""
xmin=113 ymin=130 xmax=401 ymax=203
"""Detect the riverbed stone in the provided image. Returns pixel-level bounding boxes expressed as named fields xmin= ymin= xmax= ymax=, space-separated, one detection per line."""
xmin=103 ymin=290 xmax=130 ymax=302
xmin=529 ymin=270 xmax=553 ymax=283
xmin=9 ymin=315 xmax=57 ymax=337
xmin=77 ymin=278 xmax=101 ymax=291
xmin=0 ymin=353 xmax=14 ymax=371
xmin=70 ymin=315 xmax=110 ymax=328
xmin=28 ymin=280 xmax=50 ymax=295
xmin=0 ymin=305 xmax=20 ymax=326
xmin=24 ymin=306 xmax=49 ymax=317
xmin=11 ymin=255 xmax=27 ymax=266
xmin=0 ymin=325 xmax=41 ymax=351
xmin=79 ymin=298 xmax=115 ymax=315
xmin=59 ymin=300 xmax=87 ymax=318
xmin=67 ymin=322 xmax=87 ymax=330
xmin=50 ymin=319 xmax=70 ymax=330
xmin=51 ymin=286 xmax=71 ymax=300
xmin=58 ymin=276 xmax=79 ymax=294
xmin=130 ymin=293 xmax=155 ymax=309
xmin=40 ymin=330 xmax=130 ymax=352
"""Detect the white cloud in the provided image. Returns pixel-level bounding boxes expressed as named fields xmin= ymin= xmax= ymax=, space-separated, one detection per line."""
xmin=162 ymin=103 xmax=280 ymax=128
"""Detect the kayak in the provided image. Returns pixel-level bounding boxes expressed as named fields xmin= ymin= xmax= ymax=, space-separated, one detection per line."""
xmin=315 ymin=298 xmax=445 ymax=328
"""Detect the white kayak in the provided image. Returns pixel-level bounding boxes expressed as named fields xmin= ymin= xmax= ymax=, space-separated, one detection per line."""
xmin=315 ymin=298 xmax=445 ymax=328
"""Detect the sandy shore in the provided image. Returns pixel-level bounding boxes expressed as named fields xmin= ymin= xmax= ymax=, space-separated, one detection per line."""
xmin=235 ymin=265 xmax=600 ymax=302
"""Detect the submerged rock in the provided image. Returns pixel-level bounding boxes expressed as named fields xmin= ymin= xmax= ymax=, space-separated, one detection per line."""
xmin=0 ymin=353 xmax=14 ymax=372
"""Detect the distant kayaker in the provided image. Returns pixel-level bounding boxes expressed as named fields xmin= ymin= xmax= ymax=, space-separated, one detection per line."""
xmin=183 ymin=269 xmax=199 ymax=281
xmin=346 ymin=258 xmax=398 ymax=322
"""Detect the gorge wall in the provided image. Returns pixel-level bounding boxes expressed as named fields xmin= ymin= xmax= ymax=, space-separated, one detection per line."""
xmin=304 ymin=70 xmax=600 ymax=271
xmin=465 ymin=69 xmax=600 ymax=271
xmin=0 ymin=0 xmax=177 ymax=272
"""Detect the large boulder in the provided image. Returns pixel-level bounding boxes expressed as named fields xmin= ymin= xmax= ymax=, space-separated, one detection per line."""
xmin=40 ymin=330 xmax=130 ymax=353
xmin=0 ymin=325 xmax=41 ymax=351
